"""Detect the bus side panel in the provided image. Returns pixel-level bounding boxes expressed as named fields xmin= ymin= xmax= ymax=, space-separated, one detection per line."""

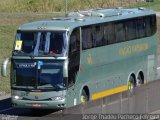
xmin=76 ymin=35 xmax=157 ymax=101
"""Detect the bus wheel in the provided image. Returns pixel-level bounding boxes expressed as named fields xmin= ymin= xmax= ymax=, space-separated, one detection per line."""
xmin=81 ymin=89 xmax=89 ymax=103
xmin=128 ymin=75 xmax=136 ymax=91
xmin=137 ymin=72 xmax=144 ymax=86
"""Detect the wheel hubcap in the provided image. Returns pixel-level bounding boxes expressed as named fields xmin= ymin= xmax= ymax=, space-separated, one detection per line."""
xmin=81 ymin=95 xmax=85 ymax=103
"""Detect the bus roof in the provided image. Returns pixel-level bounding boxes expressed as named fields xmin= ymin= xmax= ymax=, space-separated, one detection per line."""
xmin=19 ymin=8 xmax=156 ymax=31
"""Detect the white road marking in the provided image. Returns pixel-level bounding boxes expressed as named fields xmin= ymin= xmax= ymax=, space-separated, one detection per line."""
xmin=0 ymin=107 xmax=13 ymax=113
xmin=157 ymin=67 xmax=160 ymax=70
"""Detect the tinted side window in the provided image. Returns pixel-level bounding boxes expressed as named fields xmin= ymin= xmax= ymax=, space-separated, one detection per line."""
xmin=115 ymin=22 xmax=125 ymax=42
xmin=150 ymin=15 xmax=157 ymax=35
xmin=144 ymin=16 xmax=152 ymax=37
xmin=81 ymin=14 xmax=156 ymax=50
xmin=137 ymin=18 xmax=146 ymax=38
xmin=82 ymin=27 xmax=93 ymax=50
xmin=94 ymin=25 xmax=104 ymax=47
xmin=104 ymin=23 xmax=115 ymax=44
xmin=125 ymin=19 xmax=137 ymax=40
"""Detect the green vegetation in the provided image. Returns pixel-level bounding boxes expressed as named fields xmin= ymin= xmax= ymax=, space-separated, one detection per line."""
xmin=0 ymin=0 xmax=159 ymax=13
xmin=0 ymin=0 xmax=139 ymax=13
xmin=129 ymin=0 xmax=160 ymax=11
xmin=0 ymin=25 xmax=17 ymax=94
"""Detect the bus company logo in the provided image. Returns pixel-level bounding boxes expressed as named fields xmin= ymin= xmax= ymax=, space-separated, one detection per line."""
xmin=119 ymin=43 xmax=149 ymax=56
xmin=35 ymin=96 xmax=39 ymax=100
xmin=87 ymin=53 xmax=93 ymax=65
xmin=17 ymin=62 xmax=36 ymax=68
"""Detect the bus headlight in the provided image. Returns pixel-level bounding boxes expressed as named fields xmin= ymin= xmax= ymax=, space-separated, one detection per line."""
xmin=12 ymin=95 xmax=23 ymax=100
xmin=51 ymin=96 xmax=65 ymax=101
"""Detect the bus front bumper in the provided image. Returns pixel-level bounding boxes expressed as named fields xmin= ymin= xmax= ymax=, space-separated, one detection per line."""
xmin=12 ymin=99 xmax=66 ymax=109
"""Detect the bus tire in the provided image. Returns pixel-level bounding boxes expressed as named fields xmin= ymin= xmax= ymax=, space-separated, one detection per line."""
xmin=81 ymin=88 xmax=89 ymax=103
xmin=128 ymin=75 xmax=136 ymax=92
xmin=137 ymin=72 xmax=144 ymax=86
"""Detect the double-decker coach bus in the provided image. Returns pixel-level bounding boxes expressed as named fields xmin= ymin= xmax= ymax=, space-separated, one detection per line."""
xmin=1 ymin=8 xmax=157 ymax=109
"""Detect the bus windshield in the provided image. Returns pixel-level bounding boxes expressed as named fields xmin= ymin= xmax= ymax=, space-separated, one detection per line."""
xmin=12 ymin=60 xmax=65 ymax=90
xmin=13 ymin=31 xmax=68 ymax=57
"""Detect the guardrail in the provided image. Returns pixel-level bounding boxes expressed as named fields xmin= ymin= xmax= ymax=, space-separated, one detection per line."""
xmin=35 ymin=79 xmax=160 ymax=120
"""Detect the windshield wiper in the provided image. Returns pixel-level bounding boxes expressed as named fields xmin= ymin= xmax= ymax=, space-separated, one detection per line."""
xmin=29 ymin=50 xmax=44 ymax=59
xmin=29 ymin=54 xmax=35 ymax=59
xmin=38 ymin=84 xmax=61 ymax=91
xmin=46 ymin=53 xmax=62 ymax=58
xmin=13 ymin=50 xmax=24 ymax=55
xmin=49 ymin=84 xmax=61 ymax=91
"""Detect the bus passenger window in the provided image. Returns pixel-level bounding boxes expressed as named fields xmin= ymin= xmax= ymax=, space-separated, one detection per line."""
xmin=104 ymin=25 xmax=109 ymax=45
xmin=150 ymin=15 xmax=157 ymax=35
xmin=94 ymin=25 xmax=104 ymax=47
xmin=145 ymin=16 xmax=152 ymax=37
xmin=104 ymin=23 xmax=115 ymax=44
xmin=115 ymin=22 xmax=125 ymax=42
xmin=137 ymin=18 xmax=146 ymax=38
xmin=82 ymin=27 xmax=93 ymax=49
xmin=125 ymin=20 xmax=136 ymax=40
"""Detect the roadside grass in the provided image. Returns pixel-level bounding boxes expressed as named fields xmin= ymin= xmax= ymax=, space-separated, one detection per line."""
xmin=0 ymin=0 xmax=113 ymax=12
xmin=0 ymin=0 xmax=160 ymax=13
xmin=129 ymin=0 xmax=160 ymax=11
xmin=0 ymin=0 xmax=141 ymax=13
xmin=0 ymin=25 xmax=17 ymax=94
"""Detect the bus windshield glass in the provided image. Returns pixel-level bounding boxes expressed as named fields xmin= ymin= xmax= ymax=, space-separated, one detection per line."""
xmin=13 ymin=31 xmax=67 ymax=57
xmin=12 ymin=60 xmax=65 ymax=90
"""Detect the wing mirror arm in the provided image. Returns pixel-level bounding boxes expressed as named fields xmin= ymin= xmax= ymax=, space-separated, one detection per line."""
xmin=1 ymin=58 xmax=10 ymax=77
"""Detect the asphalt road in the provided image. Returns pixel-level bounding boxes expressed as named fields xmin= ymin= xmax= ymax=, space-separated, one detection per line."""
xmin=0 ymin=98 xmax=57 ymax=119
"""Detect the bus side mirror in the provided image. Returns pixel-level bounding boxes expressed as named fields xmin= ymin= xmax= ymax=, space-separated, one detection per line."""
xmin=1 ymin=58 xmax=10 ymax=77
